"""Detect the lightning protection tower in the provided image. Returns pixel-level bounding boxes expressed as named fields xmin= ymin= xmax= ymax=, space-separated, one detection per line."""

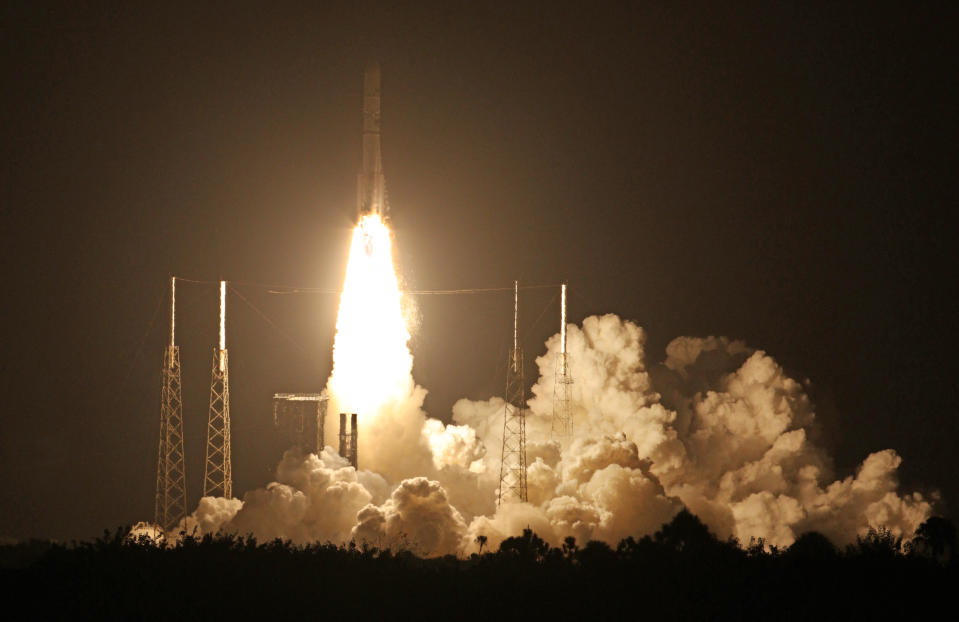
xmin=203 ymin=281 xmax=233 ymax=498
xmin=551 ymin=283 xmax=574 ymax=441
xmin=155 ymin=276 xmax=187 ymax=532
xmin=498 ymin=281 xmax=528 ymax=505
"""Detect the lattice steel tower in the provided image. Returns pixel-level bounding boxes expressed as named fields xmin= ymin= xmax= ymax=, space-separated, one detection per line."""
xmin=551 ymin=283 xmax=574 ymax=441
xmin=498 ymin=281 xmax=528 ymax=505
xmin=155 ymin=276 xmax=187 ymax=532
xmin=203 ymin=281 xmax=233 ymax=498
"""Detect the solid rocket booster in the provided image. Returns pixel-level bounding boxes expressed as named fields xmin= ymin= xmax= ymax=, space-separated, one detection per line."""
xmin=357 ymin=61 xmax=386 ymax=218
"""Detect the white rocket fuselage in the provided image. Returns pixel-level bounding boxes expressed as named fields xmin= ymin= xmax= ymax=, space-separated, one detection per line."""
xmin=357 ymin=61 xmax=386 ymax=218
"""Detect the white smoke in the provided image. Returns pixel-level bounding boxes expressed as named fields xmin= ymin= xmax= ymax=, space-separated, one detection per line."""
xmin=352 ymin=477 xmax=467 ymax=556
xmin=176 ymin=313 xmax=933 ymax=554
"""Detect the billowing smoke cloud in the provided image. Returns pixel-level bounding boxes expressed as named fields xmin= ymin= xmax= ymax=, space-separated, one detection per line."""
xmin=173 ymin=313 xmax=933 ymax=554
xmin=352 ymin=477 xmax=467 ymax=556
xmin=520 ymin=315 xmax=932 ymax=547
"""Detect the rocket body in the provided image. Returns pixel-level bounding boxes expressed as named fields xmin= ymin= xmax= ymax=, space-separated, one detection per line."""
xmin=357 ymin=61 xmax=387 ymax=218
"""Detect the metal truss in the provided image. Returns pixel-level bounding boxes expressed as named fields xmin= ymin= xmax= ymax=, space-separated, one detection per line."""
xmin=155 ymin=345 xmax=187 ymax=532
xmin=273 ymin=392 xmax=328 ymax=454
xmin=551 ymin=351 xmax=574 ymax=441
xmin=203 ymin=348 xmax=232 ymax=498
xmin=499 ymin=281 xmax=528 ymax=505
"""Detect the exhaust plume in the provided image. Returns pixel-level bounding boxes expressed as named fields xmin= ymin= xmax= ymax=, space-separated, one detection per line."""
xmin=172 ymin=218 xmax=932 ymax=554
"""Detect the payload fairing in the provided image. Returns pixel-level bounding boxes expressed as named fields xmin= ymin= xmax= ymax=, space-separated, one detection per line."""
xmin=357 ymin=61 xmax=387 ymax=219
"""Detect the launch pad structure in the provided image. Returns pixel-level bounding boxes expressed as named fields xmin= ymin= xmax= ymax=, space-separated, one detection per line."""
xmin=339 ymin=413 xmax=358 ymax=469
xmin=151 ymin=64 xmax=578 ymax=525
xmin=270 ymin=397 xmax=357 ymax=469
xmin=203 ymin=281 xmax=233 ymax=499
xmin=273 ymin=392 xmax=328 ymax=455
xmin=551 ymin=283 xmax=573 ymax=441
xmin=498 ymin=281 xmax=529 ymax=505
xmin=268 ymin=62 xmax=381 ymax=472
xmin=155 ymin=277 xmax=187 ymax=532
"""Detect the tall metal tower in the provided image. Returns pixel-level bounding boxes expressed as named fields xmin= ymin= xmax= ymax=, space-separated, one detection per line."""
xmin=338 ymin=412 xmax=358 ymax=469
xmin=498 ymin=281 xmax=528 ymax=505
xmin=203 ymin=280 xmax=233 ymax=498
xmin=551 ymin=283 xmax=574 ymax=441
xmin=155 ymin=276 xmax=187 ymax=532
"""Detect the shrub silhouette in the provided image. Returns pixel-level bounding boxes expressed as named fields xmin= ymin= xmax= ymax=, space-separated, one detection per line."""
xmin=498 ymin=528 xmax=549 ymax=562
xmin=575 ymin=540 xmax=616 ymax=567
xmin=653 ymin=507 xmax=720 ymax=553
xmin=851 ymin=526 xmax=902 ymax=559
xmin=561 ymin=535 xmax=578 ymax=560
xmin=907 ymin=516 xmax=957 ymax=565
xmin=785 ymin=531 xmax=838 ymax=561
xmin=3 ymin=511 xmax=956 ymax=619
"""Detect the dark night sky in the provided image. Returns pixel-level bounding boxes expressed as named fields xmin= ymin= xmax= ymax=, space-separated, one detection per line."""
xmin=1 ymin=2 xmax=956 ymax=541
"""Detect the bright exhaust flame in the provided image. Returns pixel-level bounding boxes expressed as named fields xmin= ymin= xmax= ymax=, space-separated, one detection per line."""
xmin=327 ymin=214 xmax=413 ymax=419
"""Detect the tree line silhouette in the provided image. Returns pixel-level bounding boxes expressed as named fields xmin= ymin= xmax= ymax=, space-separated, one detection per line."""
xmin=2 ymin=510 xmax=955 ymax=619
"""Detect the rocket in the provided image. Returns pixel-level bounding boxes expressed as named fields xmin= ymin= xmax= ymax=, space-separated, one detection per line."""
xmin=357 ymin=61 xmax=387 ymax=219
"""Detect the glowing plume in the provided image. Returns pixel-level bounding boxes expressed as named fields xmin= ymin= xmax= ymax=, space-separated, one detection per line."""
xmin=327 ymin=214 xmax=413 ymax=420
